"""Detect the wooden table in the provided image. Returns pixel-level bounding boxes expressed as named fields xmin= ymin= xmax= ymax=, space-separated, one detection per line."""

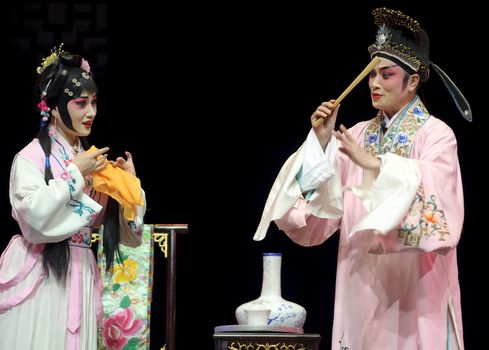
xmin=214 ymin=325 xmax=321 ymax=350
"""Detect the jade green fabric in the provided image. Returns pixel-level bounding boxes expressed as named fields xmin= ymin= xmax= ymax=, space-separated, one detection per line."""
xmin=97 ymin=225 xmax=154 ymax=350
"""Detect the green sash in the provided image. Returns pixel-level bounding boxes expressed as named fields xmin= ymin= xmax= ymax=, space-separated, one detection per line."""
xmin=97 ymin=225 xmax=154 ymax=350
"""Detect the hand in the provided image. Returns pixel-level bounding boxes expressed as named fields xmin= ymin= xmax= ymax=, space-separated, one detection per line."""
xmin=72 ymin=147 xmax=109 ymax=177
xmin=110 ymin=151 xmax=136 ymax=176
xmin=311 ymin=100 xmax=340 ymax=150
xmin=334 ymin=125 xmax=381 ymax=171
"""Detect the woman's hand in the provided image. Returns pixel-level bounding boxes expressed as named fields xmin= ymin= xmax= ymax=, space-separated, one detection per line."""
xmin=72 ymin=147 xmax=109 ymax=177
xmin=311 ymin=99 xmax=340 ymax=150
xmin=110 ymin=151 xmax=136 ymax=176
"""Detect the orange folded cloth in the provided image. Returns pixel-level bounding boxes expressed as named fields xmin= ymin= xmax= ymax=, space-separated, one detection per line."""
xmin=87 ymin=146 xmax=143 ymax=221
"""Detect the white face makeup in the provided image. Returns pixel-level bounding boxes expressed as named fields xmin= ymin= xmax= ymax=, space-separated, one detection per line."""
xmin=368 ymin=57 xmax=419 ymax=117
xmin=54 ymin=91 xmax=97 ymax=145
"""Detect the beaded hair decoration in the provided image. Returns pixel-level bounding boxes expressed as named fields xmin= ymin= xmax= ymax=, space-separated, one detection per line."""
xmin=36 ymin=44 xmax=65 ymax=128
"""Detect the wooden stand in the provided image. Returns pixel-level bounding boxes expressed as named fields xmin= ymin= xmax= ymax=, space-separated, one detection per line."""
xmin=214 ymin=332 xmax=321 ymax=350
xmin=152 ymin=224 xmax=188 ymax=350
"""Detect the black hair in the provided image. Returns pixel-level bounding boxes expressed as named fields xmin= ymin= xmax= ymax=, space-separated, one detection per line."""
xmin=34 ymin=49 xmax=121 ymax=281
xmin=401 ymin=71 xmax=422 ymax=94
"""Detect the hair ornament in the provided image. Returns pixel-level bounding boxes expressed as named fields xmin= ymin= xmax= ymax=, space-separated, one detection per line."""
xmin=80 ymin=58 xmax=91 ymax=73
xmin=38 ymin=80 xmax=52 ymax=128
xmin=36 ymin=43 xmax=64 ymax=74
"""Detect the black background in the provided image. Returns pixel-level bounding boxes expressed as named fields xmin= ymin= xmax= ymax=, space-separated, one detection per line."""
xmin=4 ymin=1 xmax=485 ymax=349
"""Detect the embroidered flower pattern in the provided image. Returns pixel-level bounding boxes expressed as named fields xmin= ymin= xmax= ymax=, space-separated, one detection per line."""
xmin=101 ymin=307 xmax=145 ymax=350
xmin=71 ymin=233 xmax=84 ymax=244
xmin=68 ymin=199 xmax=96 ymax=219
xmin=397 ymin=132 xmax=408 ymax=144
xmin=112 ymin=258 xmax=139 ymax=284
xmin=398 ymin=184 xmax=449 ymax=247
xmin=97 ymin=226 xmax=152 ymax=350
xmin=60 ymin=170 xmax=70 ymax=180
xmin=48 ymin=130 xmax=98 ymax=221
xmin=69 ymin=231 xmax=91 ymax=247
xmin=363 ymin=99 xmax=450 ymax=248
xmin=365 ymin=96 xmax=430 ymax=158
xmin=368 ymin=133 xmax=378 ymax=144
xmin=413 ymin=106 xmax=424 ymax=116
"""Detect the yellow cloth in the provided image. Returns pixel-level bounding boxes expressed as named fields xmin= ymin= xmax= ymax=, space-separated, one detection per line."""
xmin=87 ymin=146 xmax=143 ymax=221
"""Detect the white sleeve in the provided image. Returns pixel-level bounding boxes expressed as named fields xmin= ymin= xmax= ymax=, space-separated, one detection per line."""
xmin=349 ymin=153 xmax=419 ymax=236
xmin=300 ymin=129 xmax=338 ymax=192
xmin=9 ymin=155 xmax=102 ymax=243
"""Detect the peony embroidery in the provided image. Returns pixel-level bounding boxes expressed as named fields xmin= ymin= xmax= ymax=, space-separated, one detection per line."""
xmin=97 ymin=226 xmax=153 ymax=350
xmin=102 ymin=307 xmax=144 ymax=350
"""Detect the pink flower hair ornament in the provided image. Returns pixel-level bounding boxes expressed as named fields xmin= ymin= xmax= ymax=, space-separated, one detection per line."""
xmin=38 ymin=80 xmax=52 ymax=128
xmin=37 ymin=100 xmax=50 ymax=126
xmin=37 ymin=99 xmax=50 ymax=113
xmin=80 ymin=58 xmax=91 ymax=73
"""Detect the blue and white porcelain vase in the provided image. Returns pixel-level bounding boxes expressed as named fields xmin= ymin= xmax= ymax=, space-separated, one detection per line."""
xmin=235 ymin=252 xmax=306 ymax=328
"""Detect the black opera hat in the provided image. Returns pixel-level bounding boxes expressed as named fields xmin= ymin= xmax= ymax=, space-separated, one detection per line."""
xmin=368 ymin=8 xmax=430 ymax=82
xmin=368 ymin=7 xmax=472 ymax=121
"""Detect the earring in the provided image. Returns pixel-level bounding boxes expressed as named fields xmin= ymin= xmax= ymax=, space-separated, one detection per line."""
xmin=51 ymin=109 xmax=58 ymax=129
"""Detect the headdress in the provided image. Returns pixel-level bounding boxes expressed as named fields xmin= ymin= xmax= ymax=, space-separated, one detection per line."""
xmin=37 ymin=43 xmax=65 ymax=75
xmin=36 ymin=43 xmax=94 ymax=128
xmin=368 ymin=7 xmax=472 ymax=121
xmin=36 ymin=44 xmax=64 ymax=127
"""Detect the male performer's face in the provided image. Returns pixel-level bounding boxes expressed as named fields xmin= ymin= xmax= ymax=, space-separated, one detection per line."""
xmin=368 ymin=57 xmax=419 ymax=117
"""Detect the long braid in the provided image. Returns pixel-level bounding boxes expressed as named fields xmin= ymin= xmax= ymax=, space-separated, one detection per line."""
xmin=103 ymin=197 xmax=122 ymax=273
xmin=37 ymin=127 xmax=54 ymax=184
xmin=37 ymin=126 xmax=70 ymax=281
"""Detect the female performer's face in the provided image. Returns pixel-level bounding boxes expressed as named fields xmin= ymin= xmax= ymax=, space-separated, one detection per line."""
xmin=54 ymin=91 xmax=97 ymax=144
xmin=368 ymin=57 xmax=419 ymax=117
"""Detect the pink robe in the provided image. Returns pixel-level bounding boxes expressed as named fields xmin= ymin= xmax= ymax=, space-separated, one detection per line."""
xmin=255 ymin=98 xmax=464 ymax=349
xmin=0 ymin=126 xmax=145 ymax=350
